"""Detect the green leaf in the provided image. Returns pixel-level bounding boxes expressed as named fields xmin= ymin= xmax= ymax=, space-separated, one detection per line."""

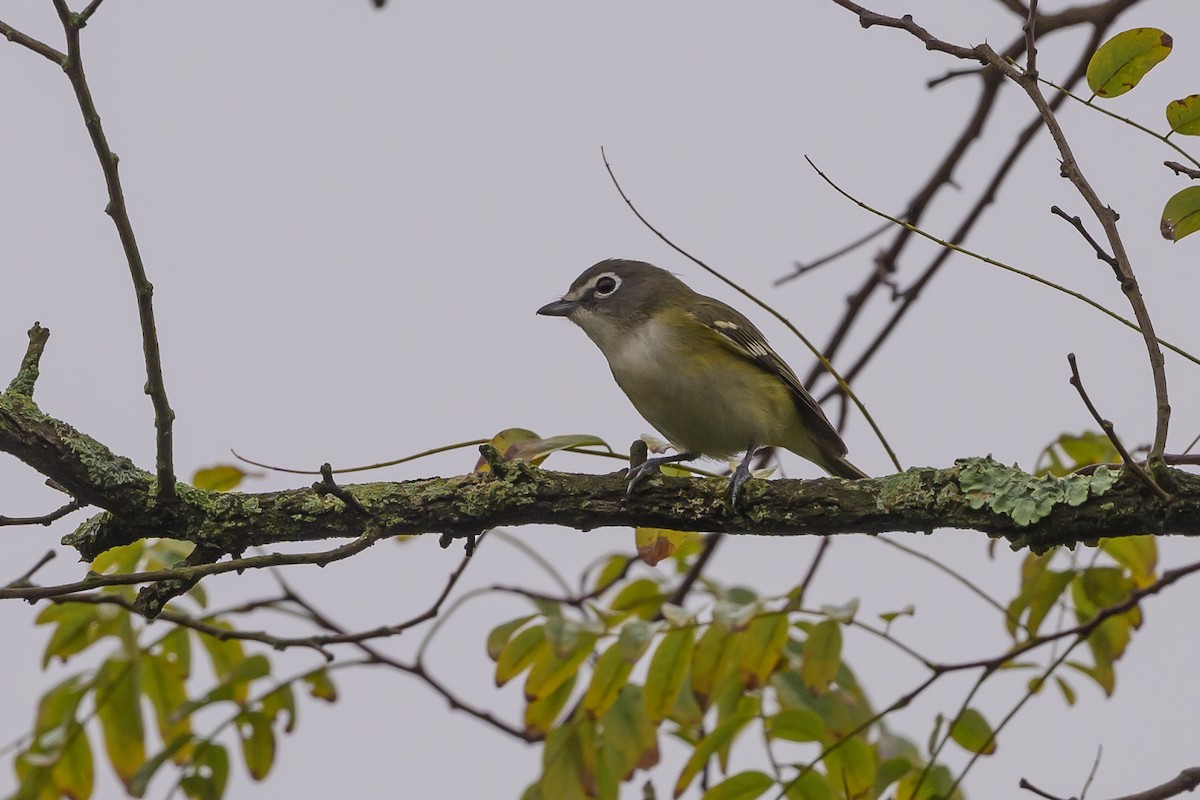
xmin=196 ymin=627 xmax=248 ymax=701
xmin=896 ymin=764 xmax=957 ymax=800
xmin=738 ymin=613 xmax=789 ymax=690
xmin=540 ymin=716 xmax=597 ymax=800
xmin=948 ymin=707 xmax=997 ymax=755
xmin=33 ymin=675 xmax=89 ymax=738
xmin=89 ymin=540 xmax=145 ymax=575
xmin=524 ymin=674 xmax=576 ymax=737
xmin=1086 ymin=28 xmax=1173 ymax=98
xmin=1166 ymin=95 xmax=1200 ymax=135
xmin=644 ymin=627 xmax=696 ymax=724
xmin=783 ymin=770 xmax=834 ymax=800
xmin=1055 ymin=675 xmax=1078 ymax=707
xmin=1100 ymin=536 xmax=1157 ymax=588
xmin=37 ymin=603 xmax=108 ymax=668
xmin=591 ymin=555 xmax=632 ymax=594
xmin=191 ymin=464 xmax=251 ymax=492
xmin=176 ymin=654 xmax=271 ymax=718
xmin=524 ymin=629 xmax=596 ymax=702
xmin=821 ymin=737 xmax=875 ymax=799
xmin=691 ymin=624 xmax=741 ymax=710
xmin=129 ymin=734 xmax=194 ymax=797
xmin=765 ymin=708 xmax=826 ymax=743
xmin=583 ymin=624 xmax=651 ymax=719
xmin=94 ymin=656 xmax=146 ymax=791
xmin=180 ymin=742 xmax=229 ymax=800
xmin=159 ymin=627 xmax=192 ymax=679
xmin=600 ymin=686 xmax=659 ymax=779
xmin=51 ymin=723 xmax=94 ymax=800
xmin=260 ymin=683 xmax=297 ymax=734
xmin=608 ymin=578 xmax=666 ymax=621
xmin=303 ymin=667 xmax=338 ymax=703
xmin=1161 ymin=186 xmax=1200 ymax=242
xmin=673 ymin=706 xmax=756 ymax=797
xmin=496 ymin=624 xmax=548 ymax=687
xmin=486 ymin=615 xmax=537 ymax=662
xmin=235 ymin=711 xmax=276 ymax=781
xmin=141 ymin=652 xmax=193 ymax=755
xmin=800 ymin=620 xmax=841 ymax=695
xmin=702 ymin=770 xmax=774 ymax=800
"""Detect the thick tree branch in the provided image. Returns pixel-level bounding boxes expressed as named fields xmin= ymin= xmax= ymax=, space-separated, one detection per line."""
xmin=4 ymin=378 xmax=1200 ymax=571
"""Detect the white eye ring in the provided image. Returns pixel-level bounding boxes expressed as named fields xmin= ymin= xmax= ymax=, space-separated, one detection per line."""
xmin=592 ymin=272 xmax=621 ymax=298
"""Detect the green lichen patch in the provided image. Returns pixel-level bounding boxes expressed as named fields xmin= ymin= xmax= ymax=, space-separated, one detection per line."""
xmin=958 ymin=456 xmax=1116 ymax=527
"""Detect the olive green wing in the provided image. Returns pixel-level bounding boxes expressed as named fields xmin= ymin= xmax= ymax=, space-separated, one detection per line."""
xmin=688 ymin=297 xmax=849 ymax=459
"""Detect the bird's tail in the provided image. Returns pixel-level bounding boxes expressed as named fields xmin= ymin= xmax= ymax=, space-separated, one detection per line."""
xmin=824 ymin=455 xmax=869 ymax=480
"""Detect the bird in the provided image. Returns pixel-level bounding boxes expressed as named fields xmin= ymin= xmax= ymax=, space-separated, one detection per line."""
xmin=537 ymin=259 xmax=866 ymax=506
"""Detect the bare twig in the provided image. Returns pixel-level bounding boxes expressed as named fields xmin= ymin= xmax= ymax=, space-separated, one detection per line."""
xmin=804 ymin=159 xmax=1200 ymax=371
xmin=0 ymin=499 xmax=83 ymax=527
xmin=1022 ymin=766 xmax=1200 ymax=800
xmin=1107 ymin=768 xmax=1200 ymax=800
xmin=4 ymin=551 xmax=57 ymax=588
xmin=50 ymin=0 xmax=178 ymax=500
xmin=1067 ymin=353 xmax=1169 ymax=500
xmin=0 ymin=526 xmax=388 ymax=602
xmin=975 ymin=43 xmax=1172 ymax=459
xmin=774 ymin=221 xmax=891 ymax=285
xmin=1024 ymin=0 xmax=1040 ymax=74
xmin=1164 ymin=161 xmax=1200 ymax=180
xmin=1052 ymin=205 xmax=1119 ymax=272
xmin=0 ymin=18 xmax=66 ymax=63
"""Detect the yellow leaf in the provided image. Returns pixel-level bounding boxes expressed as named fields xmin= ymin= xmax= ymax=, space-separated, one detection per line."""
xmin=191 ymin=464 xmax=252 ymax=492
xmin=635 ymin=528 xmax=700 ymax=566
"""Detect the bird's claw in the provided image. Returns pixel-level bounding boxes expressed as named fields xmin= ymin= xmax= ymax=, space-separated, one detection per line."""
xmin=624 ymin=459 xmax=663 ymax=498
xmin=726 ymin=460 xmax=753 ymax=511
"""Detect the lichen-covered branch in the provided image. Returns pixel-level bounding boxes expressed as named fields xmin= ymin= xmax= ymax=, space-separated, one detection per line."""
xmin=3 ymin=375 xmax=1200 ymax=567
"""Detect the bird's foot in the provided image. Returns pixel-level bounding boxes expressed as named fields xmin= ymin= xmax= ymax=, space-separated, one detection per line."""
xmin=625 ymin=453 xmax=694 ymax=498
xmin=726 ymin=460 xmax=754 ymax=511
xmin=725 ymin=447 xmax=760 ymax=511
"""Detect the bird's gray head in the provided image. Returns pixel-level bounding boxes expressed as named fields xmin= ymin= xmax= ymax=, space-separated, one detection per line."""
xmin=536 ymin=260 xmax=691 ymax=329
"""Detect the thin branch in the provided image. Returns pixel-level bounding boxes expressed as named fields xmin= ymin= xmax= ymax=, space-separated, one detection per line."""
xmin=4 ymin=551 xmax=56 ymax=588
xmin=976 ymin=43 xmax=1172 ymax=459
xmin=50 ymin=0 xmax=178 ymax=500
xmin=1164 ymin=161 xmax=1200 ymax=180
xmin=1107 ymin=768 xmax=1200 ymax=800
xmin=1067 ymin=353 xmax=1169 ymax=501
xmin=662 ymin=533 xmax=722 ymax=611
xmin=284 ymin=582 xmax=534 ymax=741
xmin=78 ymin=0 xmax=106 ymax=25
xmin=0 ymin=499 xmax=83 ymax=527
xmin=1051 ymin=205 xmax=1119 ymax=272
xmin=774 ymin=221 xmax=891 ymax=285
xmin=804 ymin=158 xmax=1200 ymax=371
xmin=1024 ymin=0 xmax=1039 ymax=75
xmin=827 ymin=1 xmax=988 ymax=62
xmin=0 ymin=18 xmax=66 ymax=63
xmin=0 ymin=525 xmax=388 ymax=603
xmin=876 ymin=535 xmax=1028 ymax=634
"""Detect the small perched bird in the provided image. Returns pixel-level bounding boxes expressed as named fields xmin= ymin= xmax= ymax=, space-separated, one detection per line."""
xmin=537 ymin=259 xmax=866 ymax=506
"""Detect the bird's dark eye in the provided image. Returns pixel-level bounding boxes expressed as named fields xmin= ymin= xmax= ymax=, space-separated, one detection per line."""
xmin=593 ymin=274 xmax=620 ymax=297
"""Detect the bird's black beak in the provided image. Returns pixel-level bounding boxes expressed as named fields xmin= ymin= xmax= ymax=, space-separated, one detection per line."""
xmin=536 ymin=298 xmax=577 ymax=317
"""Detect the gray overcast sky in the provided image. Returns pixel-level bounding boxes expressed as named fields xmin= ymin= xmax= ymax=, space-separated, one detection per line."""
xmin=2 ymin=1 xmax=1199 ymax=798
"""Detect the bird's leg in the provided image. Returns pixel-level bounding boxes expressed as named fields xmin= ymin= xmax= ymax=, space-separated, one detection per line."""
xmin=727 ymin=446 xmax=759 ymax=510
xmin=625 ymin=451 xmax=697 ymax=498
